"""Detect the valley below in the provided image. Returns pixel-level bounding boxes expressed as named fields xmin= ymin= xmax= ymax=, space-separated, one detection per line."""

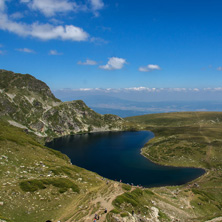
xmin=1 ymin=111 xmax=222 ymax=222
xmin=0 ymin=70 xmax=222 ymax=222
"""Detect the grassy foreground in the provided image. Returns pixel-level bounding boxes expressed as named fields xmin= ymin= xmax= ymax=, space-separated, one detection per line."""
xmin=0 ymin=121 xmax=125 ymax=222
xmin=1 ymin=111 xmax=222 ymax=221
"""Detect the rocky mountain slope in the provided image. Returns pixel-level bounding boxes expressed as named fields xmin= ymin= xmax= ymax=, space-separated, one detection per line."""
xmin=0 ymin=69 xmax=124 ymax=138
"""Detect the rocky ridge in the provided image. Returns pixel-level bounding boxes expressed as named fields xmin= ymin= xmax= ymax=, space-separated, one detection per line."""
xmin=0 ymin=69 xmax=124 ymax=138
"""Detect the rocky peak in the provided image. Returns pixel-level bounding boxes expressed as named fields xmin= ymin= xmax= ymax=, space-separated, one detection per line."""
xmin=0 ymin=70 xmax=59 ymax=102
xmin=0 ymin=69 xmax=124 ymax=138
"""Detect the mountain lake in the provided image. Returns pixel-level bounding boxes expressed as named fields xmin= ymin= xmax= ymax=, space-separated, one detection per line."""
xmin=46 ymin=131 xmax=205 ymax=187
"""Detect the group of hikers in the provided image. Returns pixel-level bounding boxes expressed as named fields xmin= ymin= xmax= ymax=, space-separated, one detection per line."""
xmin=104 ymin=177 xmax=145 ymax=189
xmin=45 ymin=178 xmax=145 ymax=222
xmin=46 ymin=208 xmax=140 ymax=222
xmin=46 ymin=221 xmax=60 ymax=222
xmin=93 ymin=208 xmax=107 ymax=221
xmin=93 ymin=213 xmax=100 ymax=221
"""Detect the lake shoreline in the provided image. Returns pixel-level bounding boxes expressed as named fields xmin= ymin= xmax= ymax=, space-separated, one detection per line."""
xmin=46 ymin=130 xmax=206 ymax=188
xmin=139 ymin=130 xmax=206 ymax=187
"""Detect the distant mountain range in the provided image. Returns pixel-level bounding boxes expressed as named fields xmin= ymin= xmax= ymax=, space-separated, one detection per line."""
xmin=53 ymin=94 xmax=222 ymax=117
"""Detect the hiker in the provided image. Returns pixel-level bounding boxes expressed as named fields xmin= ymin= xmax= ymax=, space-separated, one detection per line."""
xmin=104 ymin=208 xmax=107 ymax=213
xmin=94 ymin=214 xmax=97 ymax=219
xmin=132 ymin=210 xmax=134 ymax=216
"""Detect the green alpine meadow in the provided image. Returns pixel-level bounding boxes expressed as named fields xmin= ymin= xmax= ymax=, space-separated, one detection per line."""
xmin=1 ymin=1 xmax=222 ymax=221
xmin=0 ymin=70 xmax=222 ymax=222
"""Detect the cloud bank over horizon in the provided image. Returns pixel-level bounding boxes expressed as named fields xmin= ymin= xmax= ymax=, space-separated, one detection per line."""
xmin=53 ymin=86 xmax=222 ymax=117
xmin=53 ymin=87 xmax=222 ymax=103
xmin=55 ymin=86 xmax=222 ymax=93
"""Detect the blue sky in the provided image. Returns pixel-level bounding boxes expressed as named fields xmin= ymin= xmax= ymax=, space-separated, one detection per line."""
xmin=0 ymin=0 xmax=222 ymax=97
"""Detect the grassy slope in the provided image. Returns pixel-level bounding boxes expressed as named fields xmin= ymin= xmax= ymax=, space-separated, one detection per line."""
xmin=0 ymin=121 xmax=125 ymax=222
xmin=122 ymin=112 xmax=222 ymax=221
xmin=1 ymin=111 xmax=222 ymax=221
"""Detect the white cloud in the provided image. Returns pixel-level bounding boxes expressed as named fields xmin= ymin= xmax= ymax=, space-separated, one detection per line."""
xmin=217 ymin=66 xmax=222 ymax=71
xmin=90 ymin=37 xmax=108 ymax=45
xmin=148 ymin=64 xmax=160 ymax=70
xmin=139 ymin=64 xmax=161 ymax=72
xmin=31 ymin=23 xmax=89 ymax=41
xmin=20 ymin=0 xmax=78 ymax=17
xmin=10 ymin=12 xmax=24 ymax=19
xmin=89 ymin=0 xmax=104 ymax=16
xmin=0 ymin=1 xmax=107 ymax=42
xmin=124 ymin=87 xmax=163 ymax=92
xmin=214 ymin=87 xmax=222 ymax=91
xmin=56 ymin=87 xmax=217 ymax=94
xmin=78 ymin=59 xmax=97 ymax=65
xmin=20 ymin=0 xmax=104 ymax=17
xmin=49 ymin=50 xmax=63 ymax=55
xmin=0 ymin=12 xmax=89 ymax=41
xmin=50 ymin=18 xmax=64 ymax=25
xmin=125 ymin=87 xmax=150 ymax=91
xmin=90 ymin=0 xmax=104 ymax=10
xmin=16 ymin=48 xmax=35 ymax=53
xmin=0 ymin=0 xmax=5 ymax=11
xmin=169 ymin=88 xmax=186 ymax=92
xmin=79 ymin=88 xmax=93 ymax=91
xmin=204 ymin=87 xmax=222 ymax=92
xmin=138 ymin=67 xmax=149 ymax=72
xmin=100 ymin=57 xmax=127 ymax=70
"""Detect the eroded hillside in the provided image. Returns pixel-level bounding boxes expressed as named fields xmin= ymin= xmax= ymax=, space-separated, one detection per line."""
xmin=0 ymin=70 xmax=124 ymax=138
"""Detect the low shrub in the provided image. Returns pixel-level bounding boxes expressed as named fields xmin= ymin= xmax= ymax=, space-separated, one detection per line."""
xmin=110 ymin=209 xmax=120 ymax=214
xmin=19 ymin=178 xmax=79 ymax=193
xmin=120 ymin=212 xmax=128 ymax=217
xmin=122 ymin=184 xmax=131 ymax=191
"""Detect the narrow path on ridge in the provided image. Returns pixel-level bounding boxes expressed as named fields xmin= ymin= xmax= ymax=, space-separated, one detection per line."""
xmin=64 ymin=181 xmax=124 ymax=222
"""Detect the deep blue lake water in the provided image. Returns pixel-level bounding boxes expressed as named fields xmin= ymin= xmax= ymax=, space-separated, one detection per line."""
xmin=46 ymin=131 xmax=205 ymax=187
